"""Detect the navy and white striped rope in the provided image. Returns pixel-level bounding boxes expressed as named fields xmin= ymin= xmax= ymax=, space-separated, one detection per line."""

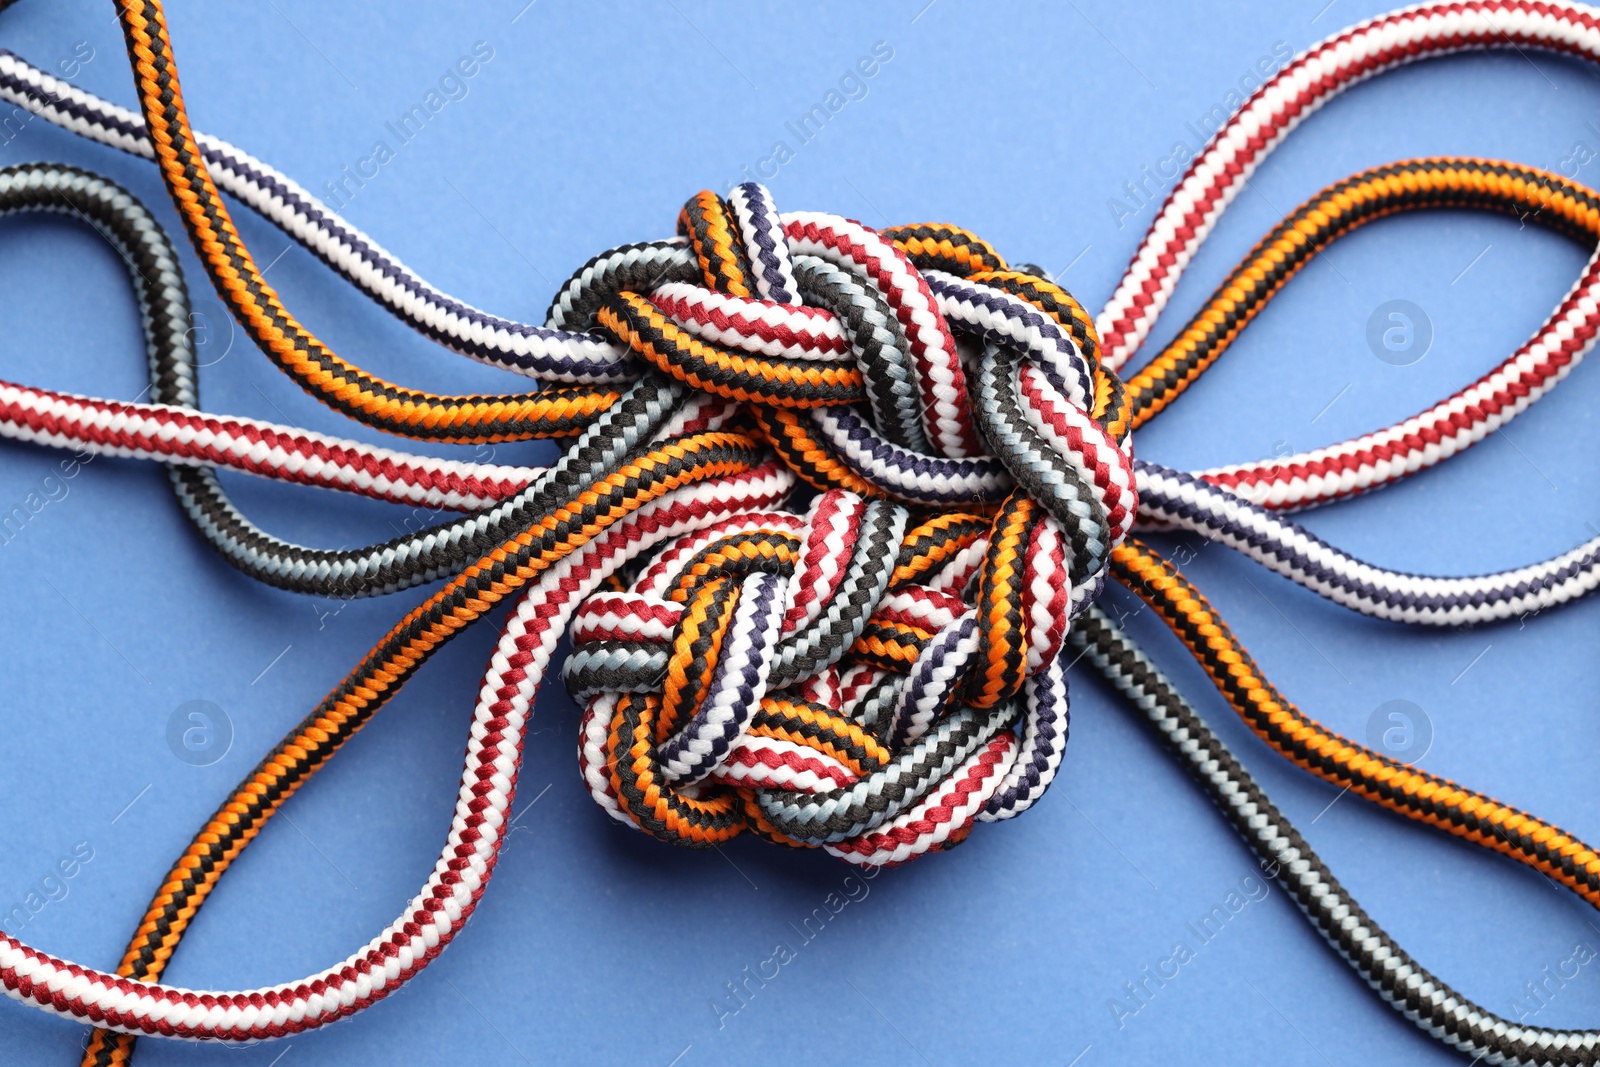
xmin=5 ymin=19 xmax=1599 ymax=513
xmin=1136 ymin=460 xmax=1600 ymax=626
xmin=0 ymin=162 xmax=733 ymax=600
xmin=726 ymin=182 xmax=797 ymax=303
xmin=0 ymin=49 xmax=637 ymax=384
xmin=654 ymin=571 xmax=786 ymax=786
xmin=567 ymin=487 xmax=1072 ymax=862
xmin=5 ymin=38 xmax=1587 ymax=624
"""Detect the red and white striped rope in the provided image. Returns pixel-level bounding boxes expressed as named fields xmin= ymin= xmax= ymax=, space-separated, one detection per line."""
xmin=0 ymin=463 xmax=794 ymax=1039
xmin=1097 ymin=0 xmax=1600 ymax=507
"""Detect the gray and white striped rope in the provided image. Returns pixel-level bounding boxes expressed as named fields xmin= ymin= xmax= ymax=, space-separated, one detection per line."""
xmin=1075 ymin=605 xmax=1600 ymax=1066
xmin=0 ymin=162 xmax=718 ymax=599
xmin=0 ymin=48 xmax=637 ymax=384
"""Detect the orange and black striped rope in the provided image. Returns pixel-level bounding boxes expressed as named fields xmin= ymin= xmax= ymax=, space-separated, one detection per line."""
xmin=1110 ymin=539 xmax=1600 ymax=908
xmin=1124 ymin=157 xmax=1600 ymax=428
xmin=80 ymin=431 xmax=764 ymax=1067
xmin=115 ymin=0 xmax=617 ymax=442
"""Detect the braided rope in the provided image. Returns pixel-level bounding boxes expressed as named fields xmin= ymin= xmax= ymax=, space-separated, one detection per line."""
xmin=12 ymin=147 xmax=1597 ymax=1057
xmin=1075 ymin=607 xmax=1600 ymax=1067
xmin=0 ymin=164 xmax=750 ymax=602
xmin=31 ymin=456 xmax=792 ymax=1045
xmin=0 ymin=0 xmax=1582 ymax=1061
xmin=111 ymin=0 xmax=619 ymax=443
xmin=0 ymin=0 xmax=1588 ymax=492
xmin=12 ymin=159 xmax=1590 ymax=1058
xmin=1113 ymin=541 xmax=1600 ymax=910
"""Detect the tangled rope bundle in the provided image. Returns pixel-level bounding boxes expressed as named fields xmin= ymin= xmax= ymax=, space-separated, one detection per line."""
xmin=549 ymin=186 xmax=1134 ymax=861
xmin=0 ymin=0 xmax=1598 ymax=1064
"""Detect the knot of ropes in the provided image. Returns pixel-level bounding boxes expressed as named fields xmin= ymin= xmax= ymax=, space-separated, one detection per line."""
xmin=1 ymin=1 xmax=1600 ymax=1064
xmin=542 ymin=186 xmax=1134 ymax=860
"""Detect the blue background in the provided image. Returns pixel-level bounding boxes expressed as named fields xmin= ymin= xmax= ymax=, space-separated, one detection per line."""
xmin=0 ymin=1 xmax=1596 ymax=1063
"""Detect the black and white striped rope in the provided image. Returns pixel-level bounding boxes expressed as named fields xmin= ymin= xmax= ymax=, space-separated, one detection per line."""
xmin=1074 ymin=604 xmax=1600 ymax=1067
xmin=755 ymin=700 xmax=1020 ymax=842
xmin=544 ymin=239 xmax=698 ymax=336
xmin=169 ymin=379 xmax=719 ymax=597
xmin=20 ymin=152 xmax=1595 ymax=623
xmin=4 ymin=15 xmax=1598 ymax=519
xmin=0 ymin=48 xmax=636 ymax=385
xmin=791 ymin=256 xmax=929 ymax=451
xmin=567 ymin=485 xmax=1075 ymax=860
xmin=0 ymin=161 xmax=730 ymax=599
xmin=781 ymin=263 xmax=1600 ymax=624
xmin=5 ymin=32 xmax=1589 ymax=622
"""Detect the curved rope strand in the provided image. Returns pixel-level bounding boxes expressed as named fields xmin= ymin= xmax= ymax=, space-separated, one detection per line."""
xmin=113 ymin=0 xmax=618 ymax=442
xmin=1075 ymin=606 xmax=1600 ymax=1067
xmin=1111 ymin=539 xmax=1600 ymax=909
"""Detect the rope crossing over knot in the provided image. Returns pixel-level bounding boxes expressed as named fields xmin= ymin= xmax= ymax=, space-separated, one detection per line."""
xmin=556 ymin=184 xmax=1136 ymax=864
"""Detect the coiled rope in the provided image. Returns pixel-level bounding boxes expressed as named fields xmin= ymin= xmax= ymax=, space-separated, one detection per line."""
xmin=0 ymin=0 xmax=1586 ymax=1063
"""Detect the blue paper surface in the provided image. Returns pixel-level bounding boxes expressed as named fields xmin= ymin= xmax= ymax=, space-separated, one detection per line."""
xmin=0 ymin=1 xmax=1596 ymax=1063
